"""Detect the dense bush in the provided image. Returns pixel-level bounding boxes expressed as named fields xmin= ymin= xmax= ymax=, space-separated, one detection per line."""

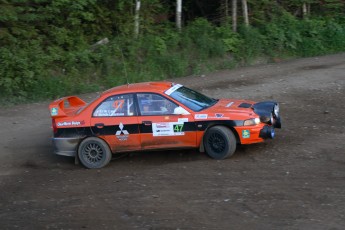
xmin=1 ymin=1 xmax=345 ymax=104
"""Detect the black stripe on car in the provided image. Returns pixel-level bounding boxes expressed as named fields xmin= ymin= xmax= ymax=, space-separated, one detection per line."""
xmin=54 ymin=120 xmax=243 ymax=138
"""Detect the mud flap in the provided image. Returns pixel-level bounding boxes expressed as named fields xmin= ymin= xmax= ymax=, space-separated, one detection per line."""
xmin=75 ymin=155 xmax=79 ymax=165
xmin=199 ymin=136 xmax=205 ymax=152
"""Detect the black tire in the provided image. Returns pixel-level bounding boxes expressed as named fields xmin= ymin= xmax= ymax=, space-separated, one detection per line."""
xmin=78 ymin=137 xmax=112 ymax=169
xmin=204 ymin=126 xmax=236 ymax=160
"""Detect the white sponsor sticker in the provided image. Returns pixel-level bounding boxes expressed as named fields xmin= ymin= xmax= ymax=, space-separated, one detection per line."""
xmin=165 ymin=84 xmax=183 ymax=95
xmin=152 ymin=122 xmax=185 ymax=136
xmin=178 ymin=118 xmax=188 ymax=122
xmin=194 ymin=114 xmax=208 ymax=119
xmin=51 ymin=107 xmax=58 ymax=116
xmin=153 ymin=123 xmax=174 ymax=136
xmin=116 ymin=123 xmax=129 ymax=141
xmin=57 ymin=121 xmax=84 ymax=127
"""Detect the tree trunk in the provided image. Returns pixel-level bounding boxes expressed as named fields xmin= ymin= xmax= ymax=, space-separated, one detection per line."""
xmin=134 ymin=0 xmax=141 ymax=38
xmin=232 ymin=0 xmax=237 ymax=32
xmin=302 ymin=2 xmax=307 ymax=18
xmin=225 ymin=0 xmax=229 ymax=23
xmin=224 ymin=0 xmax=229 ymax=18
xmin=176 ymin=0 xmax=182 ymax=30
xmin=242 ymin=0 xmax=249 ymax=26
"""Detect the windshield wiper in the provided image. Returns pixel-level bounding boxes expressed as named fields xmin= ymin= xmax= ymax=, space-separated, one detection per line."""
xmin=199 ymin=99 xmax=219 ymax=111
xmin=211 ymin=99 xmax=219 ymax=106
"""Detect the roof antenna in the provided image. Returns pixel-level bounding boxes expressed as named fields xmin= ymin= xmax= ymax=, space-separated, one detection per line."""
xmin=118 ymin=46 xmax=129 ymax=86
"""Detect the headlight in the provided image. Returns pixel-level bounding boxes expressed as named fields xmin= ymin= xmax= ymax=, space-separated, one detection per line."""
xmin=244 ymin=118 xmax=260 ymax=126
xmin=274 ymin=104 xmax=279 ymax=117
xmin=260 ymin=114 xmax=274 ymax=125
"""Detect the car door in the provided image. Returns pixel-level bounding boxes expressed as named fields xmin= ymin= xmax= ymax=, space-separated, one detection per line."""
xmin=136 ymin=93 xmax=196 ymax=150
xmin=90 ymin=93 xmax=141 ymax=153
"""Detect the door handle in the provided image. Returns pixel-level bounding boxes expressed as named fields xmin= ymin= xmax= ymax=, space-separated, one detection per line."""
xmin=95 ymin=123 xmax=104 ymax=128
xmin=142 ymin=121 xmax=152 ymax=126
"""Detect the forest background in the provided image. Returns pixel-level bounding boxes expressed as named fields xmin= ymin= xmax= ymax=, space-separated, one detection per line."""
xmin=1 ymin=0 xmax=345 ymax=104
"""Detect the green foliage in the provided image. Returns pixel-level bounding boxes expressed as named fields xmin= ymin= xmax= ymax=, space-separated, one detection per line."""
xmin=1 ymin=1 xmax=345 ymax=104
xmin=248 ymin=0 xmax=285 ymax=25
xmin=295 ymin=19 xmax=327 ymax=56
xmin=236 ymin=26 xmax=265 ymax=62
xmin=261 ymin=13 xmax=302 ymax=55
xmin=322 ymin=0 xmax=345 ymax=17
xmin=216 ymin=26 xmax=242 ymax=53
xmin=240 ymin=12 xmax=345 ymax=58
xmin=183 ymin=18 xmax=228 ymax=59
xmin=322 ymin=19 xmax=345 ymax=52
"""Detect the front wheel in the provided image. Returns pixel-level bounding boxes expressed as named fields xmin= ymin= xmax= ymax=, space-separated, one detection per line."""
xmin=204 ymin=126 xmax=236 ymax=160
xmin=78 ymin=137 xmax=112 ymax=169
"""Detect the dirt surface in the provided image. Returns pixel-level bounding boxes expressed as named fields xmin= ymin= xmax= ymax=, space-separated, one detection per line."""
xmin=0 ymin=53 xmax=344 ymax=229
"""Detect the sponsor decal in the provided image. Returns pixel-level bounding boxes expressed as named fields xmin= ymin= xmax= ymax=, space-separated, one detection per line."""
xmin=57 ymin=120 xmax=85 ymax=127
xmin=112 ymin=99 xmax=125 ymax=109
xmin=165 ymin=84 xmax=183 ymax=95
xmin=156 ymin=123 xmax=169 ymax=128
xmin=178 ymin=118 xmax=188 ymax=122
xmin=113 ymin=113 xmax=125 ymax=116
xmin=116 ymin=123 xmax=129 ymax=141
xmin=194 ymin=114 xmax=208 ymax=119
xmin=51 ymin=107 xmax=58 ymax=116
xmin=208 ymin=113 xmax=230 ymax=119
xmin=226 ymin=102 xmax=234 ymax=108
xmin=152 ymin=122 xmax=185 ymax=136
xmin=94 ymin=110 xmax=125 ymax=117
xmin=242 ymin=130 xmax=250 ymax=138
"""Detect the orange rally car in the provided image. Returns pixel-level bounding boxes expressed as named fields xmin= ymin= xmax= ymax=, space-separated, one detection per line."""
xmin=49 ymin=81 xmax=281 ymax=168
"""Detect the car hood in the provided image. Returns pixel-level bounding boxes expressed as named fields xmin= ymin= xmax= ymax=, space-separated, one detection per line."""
xmin=200 ymin=99 xmax=257 ymax=119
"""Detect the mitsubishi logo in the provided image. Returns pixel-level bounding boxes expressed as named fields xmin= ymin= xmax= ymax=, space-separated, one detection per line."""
xmin=116 ymin=123 xmax=129 ymax=141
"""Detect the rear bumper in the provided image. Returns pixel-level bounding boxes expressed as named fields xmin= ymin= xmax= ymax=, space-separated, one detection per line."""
xmin=52 ymin=137 xmax=83 ymax=157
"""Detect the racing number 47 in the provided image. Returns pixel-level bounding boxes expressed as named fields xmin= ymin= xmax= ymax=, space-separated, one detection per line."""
xmin=174 ymin=124 xmax=184 ymax=132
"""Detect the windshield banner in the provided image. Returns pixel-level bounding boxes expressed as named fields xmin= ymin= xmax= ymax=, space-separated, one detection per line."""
xmin=165 ymin=84 xmax=183 ymax=95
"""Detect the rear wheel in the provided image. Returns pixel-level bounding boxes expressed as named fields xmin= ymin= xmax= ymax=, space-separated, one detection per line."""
xmin=204 ymin=126 xmax=236 ymax=160
xmin=78 ymin=137 xmax=112 ymax=169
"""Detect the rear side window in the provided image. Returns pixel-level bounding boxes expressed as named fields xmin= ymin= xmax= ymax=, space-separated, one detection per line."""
xmin=137 ymin=93 xmax=178 ymax=115
xmin=93 ymin=94 xmax=135 ymax=117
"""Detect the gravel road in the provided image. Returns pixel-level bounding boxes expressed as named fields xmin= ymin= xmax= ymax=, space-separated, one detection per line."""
xmin=0 ymin=53 xmax=344 ymax=229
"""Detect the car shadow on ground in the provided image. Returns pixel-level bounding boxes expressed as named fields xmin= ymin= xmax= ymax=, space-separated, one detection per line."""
xmin=22 ymin=143 xmax=269 ymax=170
xmin=95 ymin=145 xmax=261 ymax=168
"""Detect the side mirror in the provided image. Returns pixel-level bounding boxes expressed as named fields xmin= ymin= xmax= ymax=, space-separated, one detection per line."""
xmin=173 ymin=106 xmax=190 ymax=115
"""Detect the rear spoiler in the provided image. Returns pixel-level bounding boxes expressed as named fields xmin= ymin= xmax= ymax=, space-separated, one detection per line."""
xmin=49 ymin=96 xmax=86 ymax=118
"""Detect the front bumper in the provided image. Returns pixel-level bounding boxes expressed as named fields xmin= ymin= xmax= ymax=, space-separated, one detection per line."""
xmin=235 ymin=124 xmax=278 ymax=144
xmin=52 ymin=137 xmax=83 ymax=157
xmin=259 ymin=125 xmax=275 ymax=139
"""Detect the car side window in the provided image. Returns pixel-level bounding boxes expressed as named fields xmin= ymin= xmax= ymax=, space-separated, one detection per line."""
xmin=137 ymin=93 xmax=178 ymax=115
xmin=93 ymin=94 xmax=135 ymax=117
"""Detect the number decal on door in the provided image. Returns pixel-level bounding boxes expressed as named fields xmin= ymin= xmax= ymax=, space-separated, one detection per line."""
xmin=173 ymin=124 xmax=184 ymax=132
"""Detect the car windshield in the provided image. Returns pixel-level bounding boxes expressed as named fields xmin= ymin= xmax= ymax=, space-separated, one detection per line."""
xmin=169 ymin=86 xmax=218 ymax=111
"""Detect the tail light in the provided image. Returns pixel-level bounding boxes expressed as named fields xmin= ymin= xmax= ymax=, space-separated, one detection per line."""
xmin=52 ymin=118 xmax=57 ymax=134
